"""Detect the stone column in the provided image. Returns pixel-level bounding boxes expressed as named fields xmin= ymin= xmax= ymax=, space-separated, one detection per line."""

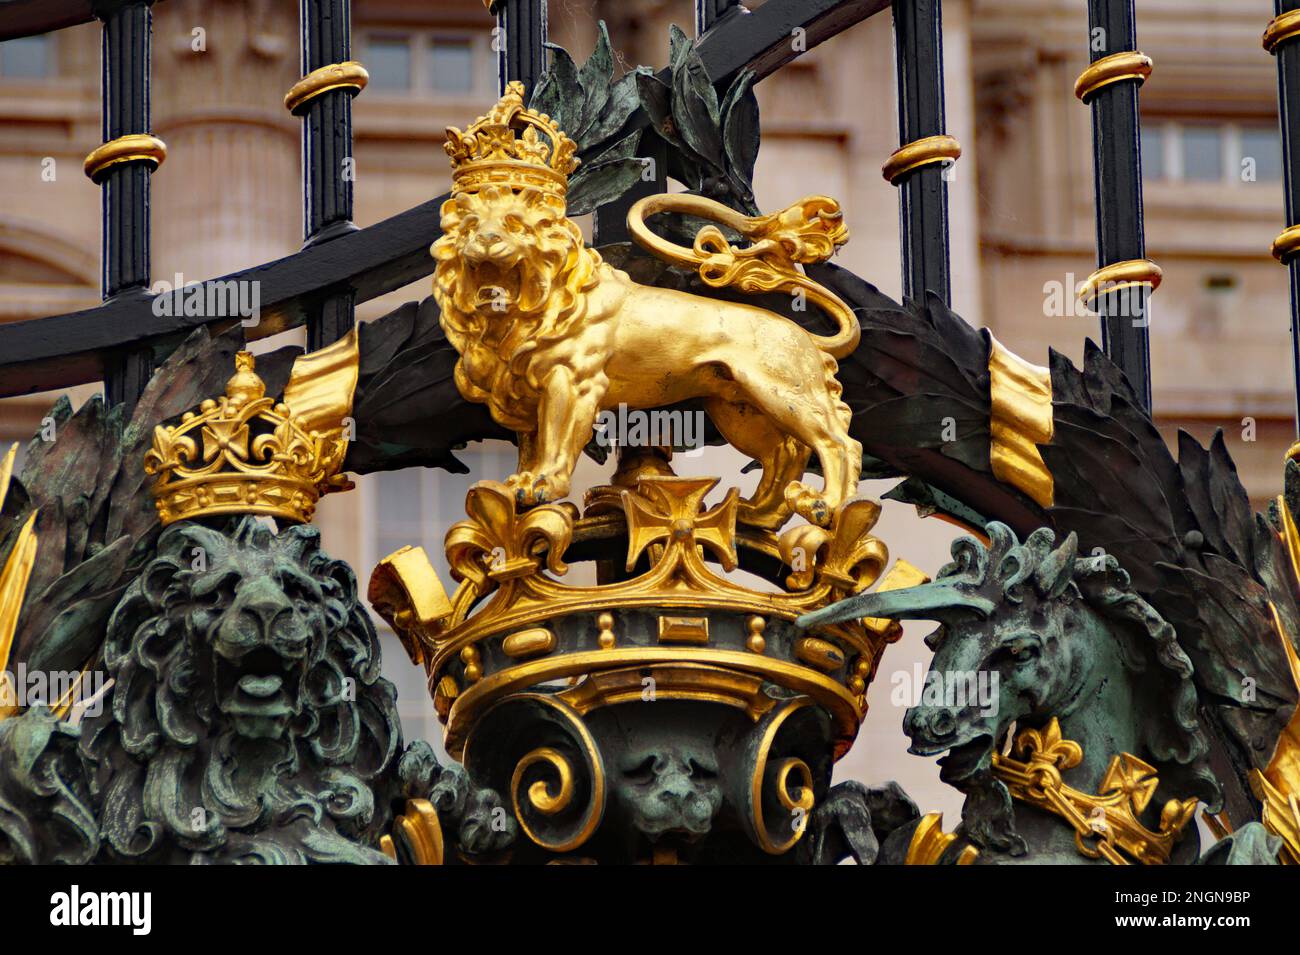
xmin=151 ymin=0 xmax=299 ymax=284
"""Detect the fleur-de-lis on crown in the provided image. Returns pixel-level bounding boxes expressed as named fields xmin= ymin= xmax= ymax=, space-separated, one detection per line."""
xmin=445 ymin=481 xmax=574 ymax=588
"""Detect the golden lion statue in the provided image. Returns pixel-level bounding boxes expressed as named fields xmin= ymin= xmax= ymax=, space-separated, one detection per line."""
xmin=431 ymin=82 xmax=862 ymax=529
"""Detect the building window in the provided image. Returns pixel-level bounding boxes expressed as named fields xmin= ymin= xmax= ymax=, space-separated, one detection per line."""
xmin=430 ymin=38 xmax=474 ymax=93
xmin=1142 ymin=121 xmax=1282 ymax=185
xmin=1181 ymin=125 xmax=1223 ymax=182
xmin=1141 ymin=124 xmax=1166 ymax=181
xmin=0 ymin=35 xmax=52 ymax=78
xmin=1240 ymin=126 xmax=1283 ymax=182
xmin=366 ymin=36 xmax=412 ymax=91
xmin=363 ymin=31 xmax=487 ymax=97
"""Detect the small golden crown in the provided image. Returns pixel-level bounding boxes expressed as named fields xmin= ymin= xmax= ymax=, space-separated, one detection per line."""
xmin=144 ymin=348 xmax=355 ymax=526
xmin=443 ymin=80 xmax=579 ymax=202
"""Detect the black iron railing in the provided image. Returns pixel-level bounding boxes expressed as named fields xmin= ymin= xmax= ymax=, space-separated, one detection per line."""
xmin=888 ymin=0 xmax=954 ymax=308
xmin=1266 ymin=0 xmax=1300 ymax=436
xmin=0 ymin=0 xmax=1279 ymax=434
xmin=0 ymin=0 xmax=887 ymax=403
xmin=1079 ymin=0 xmax=1156 ymax=412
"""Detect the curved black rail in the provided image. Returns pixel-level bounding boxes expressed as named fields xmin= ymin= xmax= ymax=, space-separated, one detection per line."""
xmin=0 ymin=0 xmax=889 ymax=398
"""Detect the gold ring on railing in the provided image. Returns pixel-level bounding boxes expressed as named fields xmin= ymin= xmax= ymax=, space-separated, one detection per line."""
xmin=83 ymin=134 xmax=167 ymax=184
xmin=1286 ymin=441 xmax=1300 ymax=464
xmin=284 ymin=61 xmax=369 ymax=116
xmin=881 ymin=134 xmax=962 ymax=185
xmin=1273 ymin=224 xmax=1300 ymax=262
xmin=1265 ymin=10 xmax=1300 ymax=53
xmin=1073 ymin=51 xmax=1153 ymax=103
xmin=1076 ymin=259 xmax=1163 ymax=308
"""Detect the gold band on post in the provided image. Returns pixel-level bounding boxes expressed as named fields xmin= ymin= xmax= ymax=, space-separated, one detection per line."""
xmin=1265 ymin=10 xmax=1300 ymax=53
xmin=1273 ymin=225 xmax=1300 ymax=262
xmin=1073 ymin=51 xmax=1153 ymax=103
xmin=1076 ymin=259 xmax=1163 ymax=308
xmin=881 ymin=134 xmax=961 ymax=184
xmin=82 ymin=134 xmax=167 ymax=183
xmin=284 ymin=61 xmax=369 ymax=116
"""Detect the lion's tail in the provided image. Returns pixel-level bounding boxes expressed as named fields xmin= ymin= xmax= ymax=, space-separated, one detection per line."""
xmin=627 ymin=193 xmax=861 ymax=359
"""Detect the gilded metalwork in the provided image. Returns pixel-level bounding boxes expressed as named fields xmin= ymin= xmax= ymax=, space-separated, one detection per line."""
xmin=369 ymin=473 xmax=901 ymax=758
xmin=282 ymin=324 xmax=362 ymax=437
xmin=625 ymin=477 xmax=738 ymax=572
xmin=82 ymin=133 xmax=167 ymax=183
xmin=657 ymin=615 xmax=710 ymax=645
xmin=1076 ymin=258 xmax=1163 ymax=308
xmin=1264 ymin=10 xmax=1300 ymax=53
xmin=502 ymin=627 xmax=557 ymax=658
xmin=514 ymin=747 xmax=575 ymax=815
xmin=1073 ymin=51 xmax=1153 ymax=102
xmin=0 ymin=444 xmax=37 ymax=722
xmin=144 ymin=335 xmax=358 ymax=525
xmin=283 ymin=61 xmax=369 ymax=115
xmin=991 ymin=718 xmax=1197 ymax=865
xmin=988 ymin=335 xmax=1055 ymax=508
xmin=596 ymin=611 xmax=616 ymax=649
xmin=1273 ymin=224 xmax=1300 ymax=263
xmin=793 ymin=636 xmax=845 ymax=672
xmin=557 ymin=664 xmax=779 ymax=721
xmin=433 ymin=84 xmax=862 ymax=528
xmin=905 ymin=813 xmax=978 ymax=865
xmin=624 ymin=192 xmax=859 ymax=358
xmin=881 ymin=134 xmax=962 ymax=184
xmin=443 ymin=80 xmax=577 ymax=202
xmin=382 ymin=798 xmax=445 ymax=865
xmin=1249 ymin=601 xmax=1300 ymax=863
xmin=463 ymin=694 xmax=607 ymax=853
xmin=749 ymin=699 xmax=816 ymax=854
xmin=368 ymin=545 xmax=453 ymax=666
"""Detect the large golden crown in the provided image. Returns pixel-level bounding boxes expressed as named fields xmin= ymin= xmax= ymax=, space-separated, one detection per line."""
xmin=443 ymin=80 xmax=579 ymax=201
xmin=368 ymin=453 xmax=926 ymax=763
xmin=144 ymin=334 xmax=359 ymax=526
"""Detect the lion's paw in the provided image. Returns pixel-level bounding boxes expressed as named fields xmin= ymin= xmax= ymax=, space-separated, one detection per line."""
xmin=785 ymin=482 xmax=832 ymax=528
xmin=506 ymin=471 xmax=567 ymax=507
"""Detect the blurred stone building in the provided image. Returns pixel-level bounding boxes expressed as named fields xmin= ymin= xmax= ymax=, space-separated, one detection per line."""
xmin=0 ymin=0 xmax=1291 ymax=817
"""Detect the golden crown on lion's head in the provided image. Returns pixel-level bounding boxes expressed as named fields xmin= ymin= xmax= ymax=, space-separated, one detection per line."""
xmin=443 ymin=80 xmax=579 ymax=202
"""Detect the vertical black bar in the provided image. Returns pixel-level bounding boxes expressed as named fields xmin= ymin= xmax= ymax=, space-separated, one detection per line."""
xmin=1085 ymin=0 xmax=1152 ymax=411
xmin=494 ymin=0 xmax=547 ymax=98
xmin=94 ymin=0 xmax=154 ymax=411
xmin=695 ymin=0 xmax=741 ymax=36
xmin=1271 ymin=0 xmax=1300 ymax=436
xmin=892 ymin=0 xmax=951 ymax=306
xmin=300 ymin=0 xmax=356 ymax=351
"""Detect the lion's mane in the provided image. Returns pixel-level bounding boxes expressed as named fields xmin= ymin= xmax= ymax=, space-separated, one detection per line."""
xmin=81 ymin=518 xmax=402 ymax=864
xmin=432 ymin=184 xmax=606 ymax=431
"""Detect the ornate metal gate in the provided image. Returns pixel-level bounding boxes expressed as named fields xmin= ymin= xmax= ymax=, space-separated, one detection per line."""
xmin=0 ymin=0 xmax=1298 ymax=869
